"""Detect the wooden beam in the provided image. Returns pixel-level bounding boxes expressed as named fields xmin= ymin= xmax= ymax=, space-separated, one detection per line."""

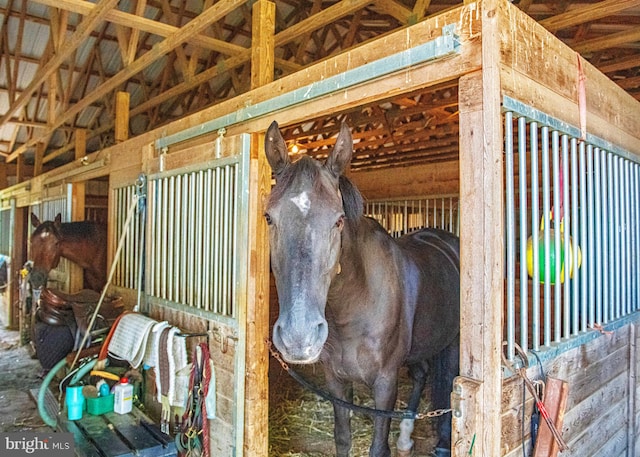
xmin=244 ymin=3 xmax=274 ymax=456
xmin=75 ymin=128 xmax=86 ymax=161
xmin=573 ymin=27 xmax=640 ymax=54
xmin=598 ymin=54 xmax=640 ymax=73
xmin=540 ymin=0 xmax=640 ymax=32
xmin=30 ymin=0 xmax=247 ymax=57
xmin=6 ymin=0 xmax=249 ymax=163
xmin=115 ymin=91 xmax=130 ymax=143
xmin=133 ymin=0 xmax=373 ymax=120
xmin=16 ymin=153 xmax=25 ymax=183
xmin=274 ymin=0 xmax=372 ymax=47
xmin=0 ymin=0 xmax=120 ymax=127
xmin=47 ymin=71 xmax=58 ymax=127
xmin=34 ymin=142 xmax=45 ymax=176
xmin=453 ymin=0 xmax=504 ymax=455
xmin=0 ymin=161 xmax=7 ymax=189
xmin=374 ymin=0 xmax=412 ymax=24
xmin=251 ymin=0 xmax=275 ymax=89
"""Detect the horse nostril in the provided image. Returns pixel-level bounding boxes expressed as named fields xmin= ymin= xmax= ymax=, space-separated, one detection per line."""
xmin=315 ymin=320 xmax=328 ymax=346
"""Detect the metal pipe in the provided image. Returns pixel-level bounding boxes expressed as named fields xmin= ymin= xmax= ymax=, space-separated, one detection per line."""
xmin=569 ymin=138 xmax=579 ymax=336
xmin=552 ymin=130 xmax=562 ymax=343
xmin=587 ymin=145 xmax=605 ymax=327
xmin=504 ymin=111 xmax=515 ymax=361
xmin=578 ymin=141 xmax=588 ymax=332
xmin=518 ymin=116 xmax=528 ymax=353
xmin=541 ymin=126 xmax=551 ymax=347
xmin=530 ymin=121 xmax=541 ymax=351
xmin=561 ymin=134 xmax=570 ymax=339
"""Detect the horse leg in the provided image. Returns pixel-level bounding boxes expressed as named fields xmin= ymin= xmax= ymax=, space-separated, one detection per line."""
xmin=432 ymin=337 xmax=460 ymax=457
xmin=397 ymin=362 xmax=430 ymax=455
xmin=325 ymin=374 xmax=354 ymax=457
xmin=369 ymin=374 xmax=398 ymax=457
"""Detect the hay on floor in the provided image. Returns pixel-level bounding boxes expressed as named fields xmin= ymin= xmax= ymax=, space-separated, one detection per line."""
xmin=269 ymin=365 xmax=438 ymax=457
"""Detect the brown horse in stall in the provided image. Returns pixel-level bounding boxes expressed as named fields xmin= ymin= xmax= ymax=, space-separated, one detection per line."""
xmin=265 ymin=121 xmax=460 ymax=457
xmin=29 ymin=213 xmax=108 ymax=292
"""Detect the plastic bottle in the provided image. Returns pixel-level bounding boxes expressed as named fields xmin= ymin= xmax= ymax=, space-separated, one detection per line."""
xmin=113 ymin=377 xmax=133 ymax=414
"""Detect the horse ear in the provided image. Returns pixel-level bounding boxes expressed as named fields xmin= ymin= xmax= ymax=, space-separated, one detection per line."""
xmin=54 ymin=213 xmax=62 ymax=228
xmin=264 ymin=121 xmax=291 ymax=176
xmin=30 ymin=213 xmax=41 ymax=228
xmin=325 ymin=122 xmax=353 ymax=177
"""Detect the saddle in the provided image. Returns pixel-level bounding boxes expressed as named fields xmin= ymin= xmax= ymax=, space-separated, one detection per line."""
xmin=36 ymin=288 xmax=125 ymax=349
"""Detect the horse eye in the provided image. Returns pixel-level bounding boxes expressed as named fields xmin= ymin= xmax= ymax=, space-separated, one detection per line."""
xmin=335 ymin=215 xmax=345 ymax=230
xmin=264 ymin=213 xmax=273 ymax=225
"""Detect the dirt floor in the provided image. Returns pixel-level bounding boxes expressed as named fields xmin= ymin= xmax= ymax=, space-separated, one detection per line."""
xmin=0 ymin=326 xmax=52 ymax=434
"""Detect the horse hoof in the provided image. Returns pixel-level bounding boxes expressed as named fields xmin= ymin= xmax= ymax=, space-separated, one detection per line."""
xmin=396 ymin=449 xmax=413 ymax=457
xmin=430 ymin=447 xmax=451 ymax=457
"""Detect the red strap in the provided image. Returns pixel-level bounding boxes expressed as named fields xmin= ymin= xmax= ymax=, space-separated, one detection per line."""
xmin=577 ymin=53 xmax=587 ymax=141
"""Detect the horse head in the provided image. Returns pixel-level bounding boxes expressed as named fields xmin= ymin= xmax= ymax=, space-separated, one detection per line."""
xmin=264 ymin=121 xmax=354 ymax=364
xmin=29 ymin=213 xmax=63 ymax=289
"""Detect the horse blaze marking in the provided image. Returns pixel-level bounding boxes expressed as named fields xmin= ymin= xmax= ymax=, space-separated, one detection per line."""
xmin=290 ymin=192 xmax=311 ymax=216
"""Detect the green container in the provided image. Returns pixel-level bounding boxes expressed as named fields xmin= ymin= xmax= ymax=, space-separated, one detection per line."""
xmin=86 ymin=394 xmax=114 ymax=415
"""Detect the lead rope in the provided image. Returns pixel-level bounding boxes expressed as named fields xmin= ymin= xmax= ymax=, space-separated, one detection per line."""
xmin=176 ymin=343 xmax=212 ymax=457
xmin=267 ymin=340 xmax=451 ymax=420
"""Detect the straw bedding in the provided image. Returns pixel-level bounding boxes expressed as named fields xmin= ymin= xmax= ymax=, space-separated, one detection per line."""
xmin=269 ymin=363 xmax=439 ymax=457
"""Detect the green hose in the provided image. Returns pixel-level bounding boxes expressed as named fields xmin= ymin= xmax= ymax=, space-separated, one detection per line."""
xmin=37 ymin=357 xmax=99 ymax=427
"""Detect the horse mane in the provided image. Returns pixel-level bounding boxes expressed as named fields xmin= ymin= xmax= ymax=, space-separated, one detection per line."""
xmin=33 ymin=219 xmax=103 ymax=242
xmin=60 ymin=221 xmax=104 ymax=242
xmin=269 ymin=156 xmax=364 ymax=221
xmin=338 ymin=175 xmax=363 ymax=221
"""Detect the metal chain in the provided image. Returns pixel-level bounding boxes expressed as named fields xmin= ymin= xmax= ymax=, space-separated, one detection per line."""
xmin=267 ymin=340 xmax=452 ymax=421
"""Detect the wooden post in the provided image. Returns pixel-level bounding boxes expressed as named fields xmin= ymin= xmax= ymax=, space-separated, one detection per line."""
xmin=243 ymin=1 xmax=274 ymax=456
xmin=452 ymin=1 xmax=504 ymax=456
xmin=250 ymin=0 xmax=275 ymax=90
xmin=67 ymin=181 xmax=86 ymax=292
xmin=115 ymin=91 xmax=130 ymax=143
xmin=16 ymin=153 xmax=26 ymax=183
xmin=0 ymin=161 xmax=8 ymax=189
xmin=75 ymin=129 xmax=87 ymax=160
xmin=34 ymin=143 xmax=45 ymax=176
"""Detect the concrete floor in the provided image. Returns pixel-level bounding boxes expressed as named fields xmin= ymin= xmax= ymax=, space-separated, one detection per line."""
xmin=0 ymin=326 xmax=53 ymax=433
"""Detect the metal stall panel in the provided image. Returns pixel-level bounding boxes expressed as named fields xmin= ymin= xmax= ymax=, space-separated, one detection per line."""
xmin=503 ymin=96 xmax=640 ymax=361
xmin=0 ymin=200 xmax=15 ymax=325
xmin=364 ymin=195 xmax=460 ymax=238
xmin=145 ymin=134 xmax=250 ymax=457
xmin=111 ymin=179 xmax=146 ymax=307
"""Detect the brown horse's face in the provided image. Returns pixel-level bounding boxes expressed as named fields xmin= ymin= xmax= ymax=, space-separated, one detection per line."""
xmin=29 ymin=213 xmax=63 ymax=289
xmin=264 ymin=121 xmax=353 ymax=364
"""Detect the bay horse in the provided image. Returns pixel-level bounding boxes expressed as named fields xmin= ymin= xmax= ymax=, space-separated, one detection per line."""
xmin=29 ymin=213 xmax=108 ymax=292
xmin=265 ymin=121 xmax=460 ymax=457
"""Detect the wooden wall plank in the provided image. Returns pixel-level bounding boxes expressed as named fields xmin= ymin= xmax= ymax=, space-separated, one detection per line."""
xmin=350 ymin=160 xmax=459 ymax=199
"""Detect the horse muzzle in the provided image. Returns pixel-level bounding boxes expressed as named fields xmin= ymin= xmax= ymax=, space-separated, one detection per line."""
xmin=29 ymin=269 xmax=48 ymax=290
xmin=272 ymin=314 xmax=328 ymax=364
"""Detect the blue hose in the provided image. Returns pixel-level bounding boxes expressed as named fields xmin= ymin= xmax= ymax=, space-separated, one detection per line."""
xmin=37 ymin=358 xmax=99 ymax=427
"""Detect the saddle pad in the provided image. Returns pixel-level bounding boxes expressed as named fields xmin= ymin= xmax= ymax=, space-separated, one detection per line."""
xmin=107 ymin=313 xmax=157 ymax=368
